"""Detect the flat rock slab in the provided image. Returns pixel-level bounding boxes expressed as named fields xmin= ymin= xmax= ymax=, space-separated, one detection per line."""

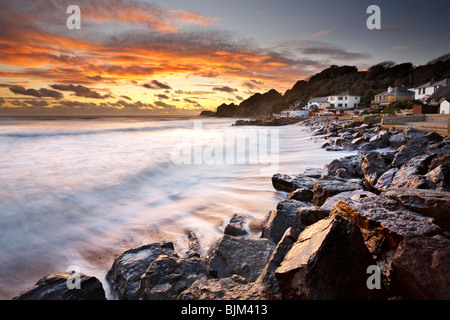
xmin=312 ymin=177 xmax=364 ymax=206
xmin=272 ymin=173 xmax=317 ymax=193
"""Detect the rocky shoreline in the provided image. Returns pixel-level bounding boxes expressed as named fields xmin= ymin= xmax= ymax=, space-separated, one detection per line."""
xmin=13 ymin=119 xmax=450 ymax=300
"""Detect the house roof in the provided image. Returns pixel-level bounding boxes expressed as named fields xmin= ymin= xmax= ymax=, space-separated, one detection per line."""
xmin=335 ymin=91 xmax=359 ymax=97
xmin=308 ymin=96 xmax=328 ymax=103
xmin=428 ymin=85 xmax=450 ymax=100
xmin=375 ymin=87 xmax=415 ymax=96
xmin=417 ymin=78 xmax=450 ymax=89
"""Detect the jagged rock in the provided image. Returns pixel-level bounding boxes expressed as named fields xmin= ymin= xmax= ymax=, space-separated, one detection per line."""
xmin=403 ymin=127 xmax=443 ymax=143
xmin=261 ymin=199 xmax=308 ymax=243
xmin=312 ymin=177 xmax=364 ymax=206
xmin=391 ymin=235 xmax=450 ymax=300
xmin=391 ymin=165 xmax=427 ymax=189
xmin=137 ymin=253 xmax=206 ymax=300
xmin=325 ymin=146 xmax=343 ymax=152
xmin=384 ymin=188 xmax=450 ymax=231
xmin=330 ymin=197 xmax=441 ymax=251
xmin=359 ymin=142 xmax=377 ymax=152
xmin=287 ymin=188 xmax=314 ymax=202
xmin=374 ymin=168 xmax=398 ymax=192
xmin=106 ymin=242 xmax=178 ymax=300
xmin=271 ymin=173 xmax=317 ymax=193
xmin=185 ymin=232 xmax=202 ymax=259
xmin=13 ymin=273 xmax=106 ymax=300
xmin=369 ymin=133 xmax=390 ymax=148
xmin=178 ymin=275 xmax=277 ymax=300
xmin=275 ymin=215 xmax=379 ymax=300
xmin=391 ymin=138 xmax=431 ymax=167
xmin=389 ymin=132 xmax=407 ymax=148
xmin=319 ymin=190 xmax=377 ymax=214
xmin=302 ymin=167 xmax=328 ymax=178
xmin=424 ymin=164 xmax=450 ymax=191
xmin=258 ymin=227 xmax=301 ymax=297
xmin=296 ymin=206 xmax=329 ymax=225
xmin=352 ymin=136 xmax=368 ymax=145
xmin=204 ymin=235 xmax=276 ymax=282
xmin=224 ymin=214 xmax=249 ymax=236
xmin=361 ymin=152 xmax=390 ymax=188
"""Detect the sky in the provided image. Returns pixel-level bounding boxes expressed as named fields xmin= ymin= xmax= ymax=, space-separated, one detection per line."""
xmin=0 ymin=0 xmax=449 ymax=115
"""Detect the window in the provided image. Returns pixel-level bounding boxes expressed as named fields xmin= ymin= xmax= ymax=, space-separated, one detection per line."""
xmin=338 ymin=97 xmax=343 ymax=100
xmin=345 ymin=97 xmax=348 ymax=100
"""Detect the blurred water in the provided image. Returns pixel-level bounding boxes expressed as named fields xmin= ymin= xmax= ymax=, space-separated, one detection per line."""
xmin=0 ymin=116 xmax=354 ymax=299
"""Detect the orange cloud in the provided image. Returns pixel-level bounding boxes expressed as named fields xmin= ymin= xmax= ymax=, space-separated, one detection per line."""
xmin=313 ymin=30 xmax=333 ymax=37
xmin=393 ymin=45 xmax=408 ymax=51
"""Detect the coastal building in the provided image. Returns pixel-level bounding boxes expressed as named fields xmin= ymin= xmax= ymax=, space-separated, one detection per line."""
xmin=371 ymin=87 xmax=415 ymax=107
xmin=427 ymin=85 xmax=450 ymax=106
xmin=327 ymin=91 xmax=360 ymax=110
xmin=440 ymin=99 xmax=450 ymax=114
xmin=280 ymin=109 xmax=309 ymax=117
xmin=306 ymin=96 xmax=329 ymax=110
xmin=414 ymin=78 xmax=450 ymax=103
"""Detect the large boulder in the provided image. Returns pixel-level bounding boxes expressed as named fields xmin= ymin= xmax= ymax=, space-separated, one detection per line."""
xmin=271 ymin=173 xmax=317 ymax=193
xmin=137 ymin=253 xmax=206 ymax=300
xmin=361 ymin=152 xmax=390 ymax=188
xmin=203 ymin=235 xmax=276 ymax=282
xmin=391 ymin=138 xmax=431 ymax=167
xmin=330 ymin=197 xmax=441 ymax=251
xmin=312 ymin=177 xmax=364 ymax=206
xmin=257 ymin=227 xmax=301 ymax=297
xmin=384 ymin=188 xmax=450 ymax=231
xmin=224 ymin=214 xmax=249 ymax=236
xmin=275 ymin=215 xmax=379 ymax=300
xmin=261 ymin=199 xmax=308 ymax=243
xmin=106 ymin=242 xmax=178 ymax=300
xmin=374 ymin=168 xmax=398 ymax=192
xmin=369 ymin=133 xmax=390 ymax=149
xmin=13 ymin=273 xmax=106 ymax=300
xmin=296 ymin=206 xmax=329 ymax=226
xmin=390 ymin=235 xmax=450 ymax=300
xmin=179 ymin=275 xmax=277 ymax=300
xmin=389 ymin=132 xmax=407 ymax=148
xmin=319 ymin=190 xmax=377 ymax=214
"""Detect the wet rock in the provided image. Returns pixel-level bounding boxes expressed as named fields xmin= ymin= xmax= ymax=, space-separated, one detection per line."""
xmin=271 ymin=173 xmax=317 ymax=193
xmin=258 ymin=227 xmax=301 ymax=297
xmin=391 ymin=138 xmax=431 ymax=167
xmin=302 ymin=167 xmax=328 ymax=178
xmin=275 ymin=215 xmax=379 ymax=300
xmin=330 ymin=196 xmax=441 ymax=251
xmin=369 ymin=133 xmax=390 ymax=149
xmin=296 ymin=206 xmax=329 ymax=226
xmin=137 ymin=253 xmax=206 ymax=300
xmin=13 ymin=273 xmax=106 ymax=300
xmin=424 ymin=165 xmax=450 ymax=191
xmin=359 ymin=142 xmax=377 ymax=152
xmin=325 ymin=158 xmax=356 ymax=178
xmin=389 ymin=132 xmax=407 ymax=148
xmin=391 ymin=166 xmax=427 ymax=189
xmin=204 ymin=235 xmax=276 ymax=282
xmin=319 ymin=190 xmax=377 ymax=214
xmin=391 ymin=235 xmax=450 ymax=300
xmin=384 ymin=188 xmax=450 ymax=231
xmin=312 ymin=177 xmax=364 ymax=206
xmin=374 ymin=168 xmax=398 ymax=192
xmin=261 ymin=199 xmax=308 ymax=243
xmin=224 ymin=214 xmax=249 ymax=236
xmin=361 ymin=152 xmax=390 ymax=188
xmin=185 ymin=232 xmax=202 ymax=259
xmin=287 ymin=188 xmax=314 ymax=202
xmin=179 ymin=275 xmax=277 ymax=300
xmin=106 ymin=242 xmax=177 ymax=300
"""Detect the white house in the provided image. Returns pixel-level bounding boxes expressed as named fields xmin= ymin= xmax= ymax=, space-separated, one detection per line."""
xmin=327 ymin=91 xmax=360 ymax=109
xmin=415 ymin=78 xmax=450 ymax=102
xmin=440 ymin=99 xmax=450 ymax=114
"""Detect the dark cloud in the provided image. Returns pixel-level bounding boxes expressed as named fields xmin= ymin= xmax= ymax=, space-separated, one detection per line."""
xmin=212 ymin=86 xmax=238 ymax=93
xmin=49 ymin=84 xmax=111 ymax=99
xmin=183 ymin=98 xmax=202 ymax=108
xmin=242 ymin=80 xmax=264 ymax=89
xmin=301 ymin=47 xmax=370 ymax=61
xmin=9 ymin=85 xmax=63 ymax=99
xmin=86 ymin=75 xmax=104 ymax=81
xmin=142 ymin=80 xmax=172 ymax=90
xmin=155 ymin=94 xmax=170 ymax=100
xmin=120 ymin=95 xmax=132 ymax=100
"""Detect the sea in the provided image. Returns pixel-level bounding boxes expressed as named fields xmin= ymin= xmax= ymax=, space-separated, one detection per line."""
xmin=0 ymin=116 xmax=356 ymax=299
